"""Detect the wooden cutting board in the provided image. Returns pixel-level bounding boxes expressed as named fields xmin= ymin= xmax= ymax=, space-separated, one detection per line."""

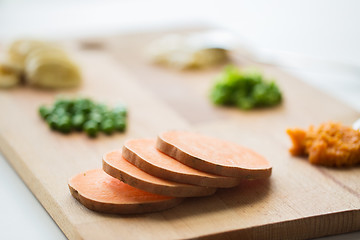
xmin=0 ymin=29 xmax=359 ymax=240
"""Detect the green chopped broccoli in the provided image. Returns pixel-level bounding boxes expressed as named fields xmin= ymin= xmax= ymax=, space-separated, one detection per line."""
xmin=210 ymin=66 xmax=282 ymax=110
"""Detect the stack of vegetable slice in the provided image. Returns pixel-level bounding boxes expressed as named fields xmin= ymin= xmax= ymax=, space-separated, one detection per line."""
xmin=69 ymin=130 xmax=272 ymax=214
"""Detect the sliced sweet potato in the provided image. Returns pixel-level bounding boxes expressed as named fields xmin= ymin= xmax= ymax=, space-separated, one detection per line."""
xmin=123 ymin=138 xmax=241 ymax=188
xmin=68 ymin=169 xmax=182 ymax=214
xmin=103 ymin=150 xmax=216 ymax=197
xmin=156 ymin=130 xmax=272 ymax=178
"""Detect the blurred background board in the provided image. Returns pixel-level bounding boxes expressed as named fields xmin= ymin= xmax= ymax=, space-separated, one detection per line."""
xmin=0 ymin=29 xmax=359 ymax=240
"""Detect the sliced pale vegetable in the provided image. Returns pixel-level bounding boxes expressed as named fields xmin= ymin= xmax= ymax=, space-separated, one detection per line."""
xmin=0 ymin=64 xmax=21 ymax=88
xmin=123 ymin=139 xmax=241 ymax=188
xmin=25 ymin=47 xmax=70 ymax=63
xmin=26 ymin=58 xmax=81 ymax=88
xmin=7 ymin=39 xmax=47 ymax=68
xmin=156 ymin=130 xmax=272 ymax=178
xmin=103 ymin=150 xmax=216 ymax=197
xmin=68 ymin=169 xmax=182 ymax=214
xmin=6 ymin=39 xmax=81 ymax=88
xmin=147 ymin=34 xmax=229 ymax=69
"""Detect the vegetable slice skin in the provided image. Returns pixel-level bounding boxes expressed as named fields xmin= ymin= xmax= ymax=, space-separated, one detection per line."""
xmin=156 ymin=130 xmax=272 ymax=178
xmin=103 ymin=150 xmax=216 ymax=197
xmin=68 ymin=169 xmax=182 ymax=214
xmin=123 ymin=138 xmax=241 ymax=188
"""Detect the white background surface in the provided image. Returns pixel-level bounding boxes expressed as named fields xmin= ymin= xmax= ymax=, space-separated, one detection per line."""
xmin=0 ymin=0 xmax=359 ymax=239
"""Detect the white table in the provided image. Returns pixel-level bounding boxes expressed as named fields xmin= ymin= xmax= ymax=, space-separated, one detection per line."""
xmin=0 ymin=0 xmax=359 ymax=239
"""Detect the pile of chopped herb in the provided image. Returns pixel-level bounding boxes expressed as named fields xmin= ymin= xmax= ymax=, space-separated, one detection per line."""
xmin=210 ymin=66 xmax=282 ymax=110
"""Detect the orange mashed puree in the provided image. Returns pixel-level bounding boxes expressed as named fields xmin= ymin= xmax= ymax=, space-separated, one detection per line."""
xmin=287 ymin=122 xmax=360 ymax=167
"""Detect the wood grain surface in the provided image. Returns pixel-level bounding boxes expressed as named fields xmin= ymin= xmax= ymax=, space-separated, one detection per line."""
xmin=0 ymin=29 xmax=359 ymax=240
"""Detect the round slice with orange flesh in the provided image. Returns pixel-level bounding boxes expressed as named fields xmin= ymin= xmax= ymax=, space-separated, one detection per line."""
xmin=156 ymin=130 xmax=272 ymax=178
xmin=123 ymin=138 xmax=241 ymax=188
xmin=103 ymin=150 xmax=216 ymax=197
xmin=68 ymin=169 xmax=182 ymax=214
